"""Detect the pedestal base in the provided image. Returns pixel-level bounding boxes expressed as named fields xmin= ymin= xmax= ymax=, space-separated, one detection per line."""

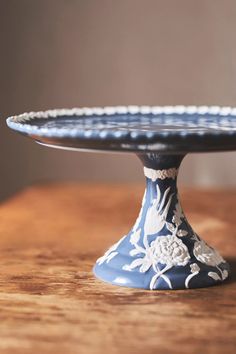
xmin=94 ymin=154 xmax=230 ymax=290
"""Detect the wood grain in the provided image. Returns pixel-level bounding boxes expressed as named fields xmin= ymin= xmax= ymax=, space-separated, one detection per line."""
xmin=0 ymin=183 xmax=235 ymax=354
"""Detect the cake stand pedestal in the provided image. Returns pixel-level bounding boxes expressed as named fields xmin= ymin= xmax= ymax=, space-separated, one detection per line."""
xmin=94 ymin=153 xmax=229 ymax=289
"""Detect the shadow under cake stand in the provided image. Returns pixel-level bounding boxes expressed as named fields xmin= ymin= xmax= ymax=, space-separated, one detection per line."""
xmin=7 ymin=106 xmax=235 ymax=290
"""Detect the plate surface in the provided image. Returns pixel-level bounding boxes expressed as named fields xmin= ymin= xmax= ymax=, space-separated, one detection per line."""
xmin=6 ymin=106 xmax=236 ymax=153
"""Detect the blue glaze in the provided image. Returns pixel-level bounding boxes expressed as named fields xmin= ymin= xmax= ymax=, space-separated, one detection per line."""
xmin=94 ymin=154 xmax=230 ymax=290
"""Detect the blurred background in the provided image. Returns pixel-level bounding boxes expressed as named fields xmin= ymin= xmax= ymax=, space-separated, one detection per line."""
xmin=1 ymin=0 xmax=236 ymax=201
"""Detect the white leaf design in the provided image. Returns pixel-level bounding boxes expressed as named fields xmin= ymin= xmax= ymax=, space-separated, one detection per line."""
xmin=130 ymin=248 xmax=143 ymax=256
xmin=123 ymin=258 xmax=144 ymax=271
xmin=105 ymin=252 xmax=118 ymax=263
xmin=130 ymin=229 xmax=141 ymax=245
xmin=177 ymin=229 xmax=188 ymax=237
xmin=96 ymin=235 xmax=126 ymax=265
xmin=122 ymin=264 xmax=132 ymax=271
xmin=208 ymin=272 xmax=221 ymax=281
xmin=166 ymin=222 xmax=175 ymax=232
xmin=144 ymin=185 xmax=173 ymax=236
xmin=140 ymin=260 xmax=153 ymax=273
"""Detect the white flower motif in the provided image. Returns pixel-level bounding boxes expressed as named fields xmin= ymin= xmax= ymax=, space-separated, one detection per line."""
xmin=149 ymin=235 xmax=190 ymax=290
xmin=193 ymin=241 xmax=228 ymax=284
xmin=150 ymin=235 xmax=190 ymax=267
xmin=124 ymin=234 xmax=190 ymax=290
xmin=193 ymin=240 xmax=225 ymax=267
xmin=124 ymin=235 xmax=190 ymax=272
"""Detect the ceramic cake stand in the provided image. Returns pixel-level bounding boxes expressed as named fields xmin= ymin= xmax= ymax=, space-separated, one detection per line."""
xmin=7 ymin=106 xmax=236 ymax=290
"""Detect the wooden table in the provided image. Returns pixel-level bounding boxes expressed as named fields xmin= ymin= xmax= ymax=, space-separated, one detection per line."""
xmin=0 ymin=183 xmax=235 ymax=354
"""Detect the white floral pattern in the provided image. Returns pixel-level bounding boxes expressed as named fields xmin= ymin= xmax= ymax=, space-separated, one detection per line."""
xmin=124 ymin=234 xmax=190 ymax=289
xmin=124 ymin=177 xmax=193 ymax=289
xmin=122 ymin=167 xmax=228 ymax=289
xmin=144 ymin=166 xmax=178 ymax=181
xmin=193 ymin=240 xmax=224 ymax=267
xmin=150 ymin=235 xmax=190 ymax=267
xmin=191 ymin=240 xmax=230 ymax=282
xmin=191 ymin=239 xmax=229 ymax=283
xmin=97 ymin=165 xmax=228 ymax=289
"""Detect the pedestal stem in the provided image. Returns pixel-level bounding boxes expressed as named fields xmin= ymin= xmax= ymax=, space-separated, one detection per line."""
xmin=93 ymin=153 xmax=230 ymax=290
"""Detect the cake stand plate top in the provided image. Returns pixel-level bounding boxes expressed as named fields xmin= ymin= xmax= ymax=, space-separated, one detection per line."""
xmin=6 ymin=105 xmax=236 ymax=154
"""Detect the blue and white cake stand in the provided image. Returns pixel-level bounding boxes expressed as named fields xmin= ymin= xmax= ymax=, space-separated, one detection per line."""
xmin=7 ymin=105 xmax=235 ymax=290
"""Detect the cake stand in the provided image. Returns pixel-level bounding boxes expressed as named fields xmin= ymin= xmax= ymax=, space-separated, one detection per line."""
xmin=7 ymin=105 xmax=235 ymax=290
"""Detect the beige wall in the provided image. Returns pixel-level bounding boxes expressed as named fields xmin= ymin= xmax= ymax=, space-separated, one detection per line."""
xmin=1 ymin=0 xmax=236 ymax=200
